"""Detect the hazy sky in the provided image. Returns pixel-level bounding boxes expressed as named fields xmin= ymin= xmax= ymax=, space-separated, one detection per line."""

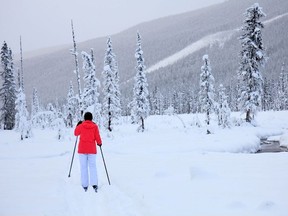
xmin=0 ymin=0 xmax=226 ymax=53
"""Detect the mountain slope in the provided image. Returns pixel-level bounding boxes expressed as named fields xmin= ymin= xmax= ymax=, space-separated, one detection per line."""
xmin=20 ymin=0 xmax=288 ymax=107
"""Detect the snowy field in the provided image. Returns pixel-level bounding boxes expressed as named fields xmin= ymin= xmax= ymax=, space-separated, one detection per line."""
xmin=0 ymin=111 xmax=288 ymax=216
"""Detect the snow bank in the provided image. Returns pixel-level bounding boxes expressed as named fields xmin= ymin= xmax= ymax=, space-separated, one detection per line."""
xmin=109 ymin=111 xmax=288 ymax=154
xmin=280 ymin=131 xmax=288 ymax=147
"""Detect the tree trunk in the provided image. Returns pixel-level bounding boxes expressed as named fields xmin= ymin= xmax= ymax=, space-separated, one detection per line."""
xmin=245 ymin=109 xmax=251 ymax=122
xmin=141 ymin=117 xmax=145 ymax=132
xmin=108 ymin=112 xmax=112 ymax=132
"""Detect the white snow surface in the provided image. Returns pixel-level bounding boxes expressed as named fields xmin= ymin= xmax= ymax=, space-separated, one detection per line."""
xmin=280 ymin=131 xmax=288 ymax=147
xmin=146 ymin=29 xmax=235 ymax=74
xmin=1 ymin=111 xmax=288 ymax=216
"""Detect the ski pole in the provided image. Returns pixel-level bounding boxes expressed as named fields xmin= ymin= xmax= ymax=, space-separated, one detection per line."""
xmin=68 ymin=136 xmax=78 ymax=178
xmin=99 ymin=145 xmax=111 ymax=185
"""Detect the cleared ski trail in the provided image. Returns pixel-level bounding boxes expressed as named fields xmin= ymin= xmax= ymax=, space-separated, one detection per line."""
xmin=0 ymin=129 xmax=144 ymax=216
xmin=64 ymin=157 xmax=144 ymax=216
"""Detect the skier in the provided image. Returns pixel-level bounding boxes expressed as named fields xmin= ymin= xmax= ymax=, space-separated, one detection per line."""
xmin=74 ymin=112 xmax=102 ymax=192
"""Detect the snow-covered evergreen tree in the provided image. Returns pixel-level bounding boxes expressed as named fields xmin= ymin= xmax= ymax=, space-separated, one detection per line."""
xmin=31 ymin=87 xmax=41 ymax=127
xmin=238 ymin=3 xmax=266 ymax=122
xmin=189 ymin=90 xmax=199 ymax=114
xmin=81 ymin=51 xmax=101 ymax=125
xmin=15 ymin=38 xmax=31 ymax=139
xmin=0 ymin=42 xmax=17 ymax=130
xmin=32 ymin=102 xmax=57 ymax=130
xmin=283 ymin=63 xmax=288 ymax=110
xmin=151 ymin=87 xmax=164 ymax=115
xmin=102 ymin=37 xmax=121 ymax=131
xmin=278 ymin=63 xmax=288 ymax=110
xmin=131 ymin=32 xmax=150 ymax=132
xmin=15 ymin=88 xmax=31 ymax=139
xmin=70 ymin=20 xmax=83 ymax=119
xmin=226 ymin=77 xmax=240 ymax=112
xmin=199 ymin=54 xmax=215 ymax=134
xmin=66 ymin=81 xmax=77 ymax=127
xmin=262 ymin=78 xmax=273 ymax=111
xmin=113 ymin=52 xmax=121 ymax=121
xmin=31 ymin=87 xmax=40 ymax=116
xmin=42 ymin=103 xmax=57 ymax=129
xmin=172 ymin=91 xmax=180 ymax=114
xmin=50 ymin=104 xmax=65 ymax=140
xmin=216 ymin=84 xmax=231 ymax=128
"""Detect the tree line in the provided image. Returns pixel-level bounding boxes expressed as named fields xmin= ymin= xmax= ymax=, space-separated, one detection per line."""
xmin=0 ymin=3 xmax=287 ymax=139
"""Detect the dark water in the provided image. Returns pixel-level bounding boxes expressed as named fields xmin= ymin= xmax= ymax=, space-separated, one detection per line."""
xmin=257 ymin=138 xmax=288 ymax=153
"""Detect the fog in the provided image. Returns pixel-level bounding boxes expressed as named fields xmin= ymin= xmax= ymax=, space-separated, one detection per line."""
xmin=0 ymin=0 xmax=226 ymax=53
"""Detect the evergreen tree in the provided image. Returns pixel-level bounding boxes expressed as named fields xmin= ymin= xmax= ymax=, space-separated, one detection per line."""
xmin=262 ymin=78 xmax=273 ymax=111
xmin=81 ymin=51 xmax=101 ymax=125
xmin=15 ymin=88 xmax=31 ymax=139
xmin=31 ymin=87 xmax=41 ymax=127
xmin=40 ymin=103 xmax=56 ymax=129
xmin=270 ymin=79 xmax=278 ymax=111
xmin=199 ymin=54 xmax=215 ymax=134
xmin=70 ymin=20 xmax=83 ymax=119
xmin=113 ymin=53 xmax=121 ymax=120
xmin=227 ymin=77 xmax=240 ymax=112
xmin=269 ymin=78 xmax=281 ymax=111
xmin=31 ymin=87 xmax=40 ymax=117
xmin=50 ymin=102 xmax=65 ymax=140
xmin=131 ymin=32 xmax=150 ymax=132
xmin=0 ymin=42 xmax=17 ymax=130
xmin=279 ymin=63 xmax=288 ymax=110
xmin=172 ymin=91 xmax=181 ymax=114
xmin=182 ymin=92 xmax=191 ymax=114
xmin=189 ymin=90 xmax=198 ymax=114
xmin=238 ymin=3 xmax=266 ymax=122
xmin=216 ymin=84 xmax=231 ymax=128
xmin=15 ymin=37 xmax=31 ymax=139
xmin=151 ymin=87 xmax=164 ymax=115
xmin=284 ymin=63 xmax=288 ymax=110
xmin=66 ymin=81 xmax=77 ymax=127
xmin=102 ymin=37 xmax=121 ymax=131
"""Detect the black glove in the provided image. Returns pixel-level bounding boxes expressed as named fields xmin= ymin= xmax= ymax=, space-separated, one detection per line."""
xmin=97 ymin=143 xmax=102 ymax=147
xmin=77 ymin=121 xmax=82 ymax=126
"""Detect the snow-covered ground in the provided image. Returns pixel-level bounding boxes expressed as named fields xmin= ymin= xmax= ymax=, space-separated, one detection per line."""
xmin=0 ymin=111 xmax=288 ymax=216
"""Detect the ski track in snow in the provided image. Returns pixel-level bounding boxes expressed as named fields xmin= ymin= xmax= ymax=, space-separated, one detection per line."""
xmin=100 ymin=185 xmax=144 ymax=216
xmin=0 ymin=151 xmax=70 ymax=160
xmin=63 ymin=180 xmax=144 ymax=216
xmin=146 ymin=13 xmax=288 ymax=74
xmin=62 ymin=158 xmax=144 ymax=216
xmin=64 ymin=178 xmax=101 ymax=216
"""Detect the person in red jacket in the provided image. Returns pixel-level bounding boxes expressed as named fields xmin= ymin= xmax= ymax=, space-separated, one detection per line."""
xmin=74 ymin=112 xmax=102 ymax=192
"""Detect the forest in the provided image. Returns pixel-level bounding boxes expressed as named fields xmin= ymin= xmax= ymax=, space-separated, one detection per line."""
xmin=0 ymin=1 xmax=287 ymax=138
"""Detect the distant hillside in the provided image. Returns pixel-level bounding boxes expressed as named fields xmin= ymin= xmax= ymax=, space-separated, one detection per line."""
xmin=20 ymin=0 xmax=288 ymax=109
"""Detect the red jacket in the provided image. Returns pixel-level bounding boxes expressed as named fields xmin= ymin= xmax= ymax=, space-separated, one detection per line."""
xmin=74 ymin=120 xmax=102 ymax=154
